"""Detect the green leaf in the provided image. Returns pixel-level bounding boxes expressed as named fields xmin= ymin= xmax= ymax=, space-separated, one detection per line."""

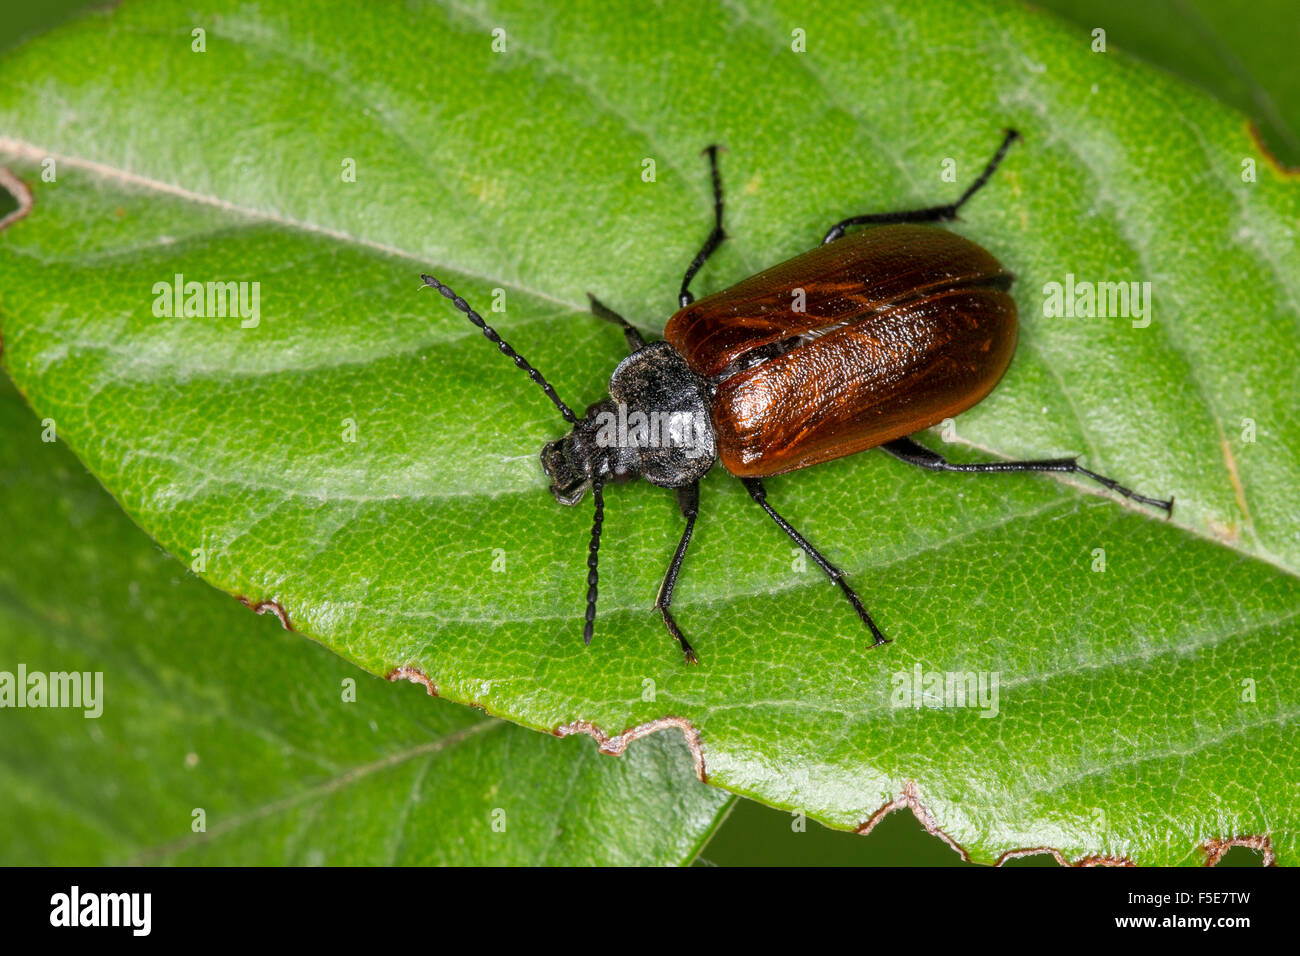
xmin=1 ymin=0 xmax=1296 ymax=865
xmin=1031 ymin=0 xmax=1300 ymax=167
xmin=0 ymin=379 xmax=729 ymax=865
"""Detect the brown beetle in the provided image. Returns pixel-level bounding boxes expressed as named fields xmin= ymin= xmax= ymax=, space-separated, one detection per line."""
xmin=422 ymin=130 xmax=1172 ymax=663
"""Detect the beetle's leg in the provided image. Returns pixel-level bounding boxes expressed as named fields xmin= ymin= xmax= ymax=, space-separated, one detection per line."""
xmin=587 ymin=293 xmax=647 ymax=353
xmin=583 ymin=480 xmax=606 ymax=646
xmin=822 ymin=129 xmax=1020 ymax=244
xmin=678 ymin=145 xmax=728 ymax=308
xmin=881 ymin=435 xmax=1174 ymax=515
xmin=741 ymin=478 xmax=889 ymax=646
xmin=654 ymin=482 xmax=701 ymax=664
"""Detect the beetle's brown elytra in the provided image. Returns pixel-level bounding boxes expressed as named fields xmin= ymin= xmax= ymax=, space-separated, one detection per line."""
xmin=667 ymin=224 xmax=1018 ymax=476
xmin=421 ymin=130 xmax=1173 ymax=663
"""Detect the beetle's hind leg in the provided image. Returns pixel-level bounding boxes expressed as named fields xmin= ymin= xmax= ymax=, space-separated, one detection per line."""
xmin=881 ymin=435 xmax=1174 ymax=515
xmin=822 ymin=129 xmax=1020 ymax=244
xmin=741 ymin=478 xmax=890 ymax=647
xmin=678 ymin=145 xmax=728 ymax=308
xmin=655 ymin=482 xmax=702 ymax=663
xmin=588 ymin=293 xmax=647 ymax=353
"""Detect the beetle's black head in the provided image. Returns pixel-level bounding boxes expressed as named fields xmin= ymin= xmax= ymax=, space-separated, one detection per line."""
xmin=540 ymin=343 xmax=718 ymax=506
xmin=540 ymin=437 xmax=588 ymax=505
xmin=541 ymin=400 xmax=626 ymax=505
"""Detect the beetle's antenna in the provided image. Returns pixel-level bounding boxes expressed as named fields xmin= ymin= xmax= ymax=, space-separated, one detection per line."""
xmin=421 ymin=274 xmax=578 ymax=424
xmin=583 ymin=480 xmax=605 ymax=646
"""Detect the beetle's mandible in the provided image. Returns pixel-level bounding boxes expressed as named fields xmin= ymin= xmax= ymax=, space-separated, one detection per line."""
xmin=422 ymin=130 xmax=1173 ymax=663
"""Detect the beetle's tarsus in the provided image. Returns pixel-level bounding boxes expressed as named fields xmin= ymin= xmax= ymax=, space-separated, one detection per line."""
xmin=658 ymin=606 xmax=700 ymax=664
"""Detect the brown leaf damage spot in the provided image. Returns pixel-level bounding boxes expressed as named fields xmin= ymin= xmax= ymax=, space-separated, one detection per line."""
xmin=1248 ymin=120 xmax=1300 ymax=179
xmin=0 ymin=166 xmax=33 ymax=233
xmin=1202 ymin=834 xmax=1275 ymax=867
xmin=236 ymin=596 xmax=293 ymax=631
xmin=386 ymin=665 xmax=439 ymax=697
xmin=856 ymin=781 xmax=1270 ymax=866
xmin=556 ymin=716 xmax=707 ymax=783
xmin=994 ymin=848 xmax=1133 ymax=866
xmin=1073 ymin=854 xmax=1136 ymax=867
xmin=855 ymin=780 xmax=973 ymax=862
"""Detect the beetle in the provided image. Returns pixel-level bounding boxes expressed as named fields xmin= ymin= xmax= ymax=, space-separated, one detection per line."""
xmin=421 ymin=130 xmax=1172 ymax=663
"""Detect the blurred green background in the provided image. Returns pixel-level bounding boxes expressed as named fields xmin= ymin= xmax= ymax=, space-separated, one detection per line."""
xmin=1 ymin=0 xmax=1283 ymax=866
